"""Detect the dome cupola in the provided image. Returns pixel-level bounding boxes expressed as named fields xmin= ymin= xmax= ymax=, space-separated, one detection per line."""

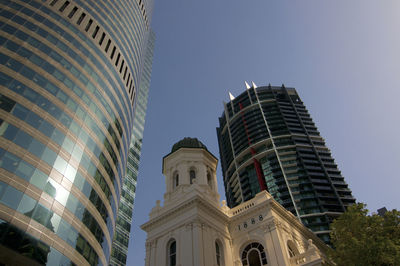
xmin=162 ymin=137 xmax=219 ymax=202
xmin=171 ymin=137 xmax=208 ymax=153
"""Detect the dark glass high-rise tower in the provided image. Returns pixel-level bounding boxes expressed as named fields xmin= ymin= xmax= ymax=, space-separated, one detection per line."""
xmin=0 ymin=0 xmax=153 ymax=265
xmin=217 ymin=83 xmax=355 ymax=243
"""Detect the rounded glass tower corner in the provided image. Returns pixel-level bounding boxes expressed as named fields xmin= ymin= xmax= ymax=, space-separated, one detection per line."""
xmin=216 ymin=85 xmax=356 ymax=243
xmin=0 ymin=0 xmax=153 ymax=264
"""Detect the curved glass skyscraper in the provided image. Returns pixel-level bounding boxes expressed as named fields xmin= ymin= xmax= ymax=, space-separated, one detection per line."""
xmin=217 ymin=84 xmax=355 ymax=243
xmin=0 ymin=0 xmax=153 ymax=265
xmin=110 ymin=30 xmax=155 ymax=266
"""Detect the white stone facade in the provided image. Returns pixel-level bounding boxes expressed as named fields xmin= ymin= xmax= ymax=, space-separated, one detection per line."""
xmin=141 ymin=146 xmax=331 ymax=266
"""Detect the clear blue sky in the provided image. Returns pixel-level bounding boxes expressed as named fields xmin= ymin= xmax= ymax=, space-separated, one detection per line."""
xmin=127 ymin=1 xmax=400 ymax=265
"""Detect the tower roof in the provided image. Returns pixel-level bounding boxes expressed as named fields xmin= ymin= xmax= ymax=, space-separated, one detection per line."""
xmin=163 ymin=137 xmax=217 ymax=174
xmin=171 ymin=137 xmax=208 ymax=153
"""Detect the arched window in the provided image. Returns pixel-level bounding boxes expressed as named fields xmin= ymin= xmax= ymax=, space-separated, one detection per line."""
xmin=173 ymin=172 xmax=179 ymax=189
xmin=248 ymin=249 xmax=262 ymax=266
xmin=168 ymin=240 xmax=176 ymax=266
xmin=215 ymin=240 xmax=224 ymax=266
xmin=207 ymin=172 xmax=212 ymax=189
xmin=190 ymin=170 xmax=196 ymax=184
xmin=241 ymin=242 xmax=267 ymax=266
xmin=288 ymin=244 xmax=296 ymax=258
xmin=287 ymin=240 xmax=299 ymax=258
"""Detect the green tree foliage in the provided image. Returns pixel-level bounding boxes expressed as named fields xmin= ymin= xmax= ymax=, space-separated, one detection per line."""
xmin=329 ymin=203 xmax=400 ymax=266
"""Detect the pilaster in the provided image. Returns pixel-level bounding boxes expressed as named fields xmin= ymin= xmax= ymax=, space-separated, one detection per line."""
xmin=192 ymin=221 xmax=205 ymax=266
xmin=177 ymin=163 xmax=187 ymax=185
xmin=198 ymin=164 xmax=208 ymax=185
xmin=145 ymin=241 xmax=151 ymax=266
xmin=262 ymin=219 xmax=287 ymax=266
xmin=181 ymin=223 xmax=194 ymax=266
xmin=149 ymin=240 xmax=157 ymax=266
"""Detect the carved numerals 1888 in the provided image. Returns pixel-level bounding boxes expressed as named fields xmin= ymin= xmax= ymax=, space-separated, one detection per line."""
xmin=237 ymin=215 xmax=263 ymax=231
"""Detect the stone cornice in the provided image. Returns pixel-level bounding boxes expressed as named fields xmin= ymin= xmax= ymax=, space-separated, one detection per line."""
xmin=268 ymin=199 xmax=330 ymax=252
xmin=229 ymin=200 xmax=271 ymax=223
xmin=226 ymin=191 xmax=330 ymax=252
xmin=141 ymin=190 xmax=229 ymax=232
xmin=142 ymin=189 xmax=330 ymax=255
xmin=162 ymin=147 xmax=218 ymax=174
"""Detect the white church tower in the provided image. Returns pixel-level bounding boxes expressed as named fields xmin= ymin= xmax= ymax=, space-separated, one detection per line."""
xmin=141 ymin=138 xmax=331 ymax=266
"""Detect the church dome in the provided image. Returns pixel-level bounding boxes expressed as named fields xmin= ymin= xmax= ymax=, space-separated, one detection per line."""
xmin=171 ymin=137 xmax=208 ymax=153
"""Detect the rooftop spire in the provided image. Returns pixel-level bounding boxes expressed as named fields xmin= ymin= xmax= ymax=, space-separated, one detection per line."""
xmin=245 ymin=81 xmax=251 ymax=90
xmin=251 ymin=81 xmax=257 ymax=88
xmin=229 ymin=92 xmax=235 ymax=100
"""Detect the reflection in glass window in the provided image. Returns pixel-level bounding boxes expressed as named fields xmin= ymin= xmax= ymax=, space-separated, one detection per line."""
xmin=0 ymin=185 xmax=23 ymax=210
xmin=17 ymin=194 xmax=36 ymax=215
xmin=0 ymin=220 xmax=75 ymax=265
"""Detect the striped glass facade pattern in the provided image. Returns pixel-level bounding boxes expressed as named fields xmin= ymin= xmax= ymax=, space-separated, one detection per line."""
xmin=0 ymin=0 xmax=153 ymax=265
xmin=217 ymin=85 xmax=355 ymax=243
xmin=110 ymin=30 xmax=154 ymax=266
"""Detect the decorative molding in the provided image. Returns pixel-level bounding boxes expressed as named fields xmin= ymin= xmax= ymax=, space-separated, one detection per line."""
xmin=185 ymin=223 xmax=193 ymax=232
xmin=143 ymin=143 xmax=332 ymax=265
xmin=142 ymin=191 xmax=229 ymax=232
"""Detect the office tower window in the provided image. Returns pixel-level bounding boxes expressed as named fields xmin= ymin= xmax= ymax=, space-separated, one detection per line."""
xmin=217 ymin=84 xmax=355 ymax=243
xmin=0 ymin=0 xmax=154 ymax=264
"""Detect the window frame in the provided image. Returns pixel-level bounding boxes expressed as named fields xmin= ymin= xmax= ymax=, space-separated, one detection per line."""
xmin=215 ymin=240 xmax=224 ymax=266
xmin=241 ymin=242 xmax=268 ymax=266
xmin=167 ymin=239 xmax=176 ymax=266
xmin=189 ymin=169 xmax=196 ymax=184
xmin=173 ymin=172 xmax=179 ymax=189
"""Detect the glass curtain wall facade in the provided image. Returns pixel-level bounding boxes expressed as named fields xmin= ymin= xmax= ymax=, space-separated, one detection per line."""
xmin=0 ymin=0 xmax=153 ymax=265
xmin=217 ymin=84 xmax=355 ymax=243
xmin=110 ymin=30 xmax=155 ymax=266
